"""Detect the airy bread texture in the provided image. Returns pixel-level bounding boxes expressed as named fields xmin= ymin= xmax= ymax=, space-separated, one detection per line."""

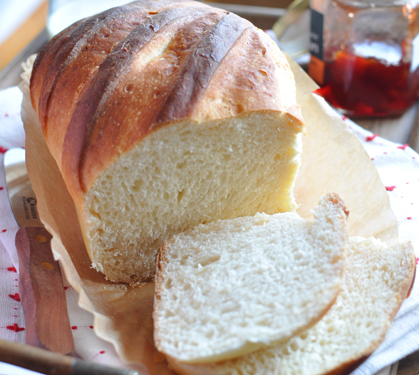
xmin=154 ymin=193 xmax=349 ymax=364
xmin=28 ymin=0 xmax=305 ymax=283
xmin=170 ymin=237 xmax=416 ymax=375
xmin=83 ymin=113 xmax=302 ymax=283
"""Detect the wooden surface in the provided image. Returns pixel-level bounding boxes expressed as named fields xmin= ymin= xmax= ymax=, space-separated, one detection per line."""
xmin=398 ymin=350 xmax=419 ymax=375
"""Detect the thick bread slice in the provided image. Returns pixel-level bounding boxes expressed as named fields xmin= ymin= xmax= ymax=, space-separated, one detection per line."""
xmin=153 ymin=193 xmax=349 ymax=364
xmin=170 ymin=237 xmax=416 ymax=375
xmin=27 ymin=0 xmax=305 ymax=284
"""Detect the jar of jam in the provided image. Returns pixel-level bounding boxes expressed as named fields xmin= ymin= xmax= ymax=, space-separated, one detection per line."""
xmin=309 ymin=0 xmax=419 ymax=117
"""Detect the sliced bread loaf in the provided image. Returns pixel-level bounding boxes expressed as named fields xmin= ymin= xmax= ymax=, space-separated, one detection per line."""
xmin=27 ymin=0 xmax=305 ymax=284
xmin=153 ymin=193 xmax=349 ymax=364
xmin=170 ymin=237 xmax=416 ymax=375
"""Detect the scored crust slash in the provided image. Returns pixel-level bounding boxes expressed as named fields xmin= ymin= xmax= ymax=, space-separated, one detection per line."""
xmin=28 ymin=0 xmax=305 ymax=284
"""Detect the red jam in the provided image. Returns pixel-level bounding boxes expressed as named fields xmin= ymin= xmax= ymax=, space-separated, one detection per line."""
xmin=314 ymin=46 xmax=419 ymax=117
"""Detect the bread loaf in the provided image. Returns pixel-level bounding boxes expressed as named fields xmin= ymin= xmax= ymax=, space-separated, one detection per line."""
xmin=170 ymin=237 xmax=415 ymax=375
xmin=154 ymin=193 xmax=348 ymax=363
xmin=28 ymin=0 xmax=305 ymax=283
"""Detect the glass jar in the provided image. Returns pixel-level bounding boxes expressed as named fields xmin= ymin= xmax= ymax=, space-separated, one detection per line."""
xmin=309 ymin=0 xmax=419 ymax=117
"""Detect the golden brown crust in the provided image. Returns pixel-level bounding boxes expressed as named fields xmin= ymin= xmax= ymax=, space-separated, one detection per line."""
xmin=325 ymin=192 xmax=350 ymax=221
xmin=39 ymin=4 xmax=147 ymax=167
xmin=62 ymin=6 xmax=228 ymax=203
xmin=153 ymin=242 xmax=170 ymax=354
xmin=155 ymin=12 xmax=251 ymax=123
xmin=37 ymin=10 xmax=115 ymax=131
xmin=34 ymin=1 xmax=208 ymax=169
xmin=30 ymin=20 xmax=83 ymax=115
xmin=30 ymin=0 xmax=305 ymax=207
xmin=322 ymin=356 xmax=369 ymax=375
xmin=186 ymin=26 xmax=295 ymax=122
xmin=406 ymin=264 xmax=416 ymax=298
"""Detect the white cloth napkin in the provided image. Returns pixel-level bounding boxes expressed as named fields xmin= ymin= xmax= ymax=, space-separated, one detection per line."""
xmin=346 ymin=115 xmax=419 ymax=375
xmin=0 ymin=86 xmax=418 ymax=374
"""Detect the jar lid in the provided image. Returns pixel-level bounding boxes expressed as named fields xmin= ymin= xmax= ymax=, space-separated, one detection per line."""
xmin=337 ymin=0 xmax=412 ymax=8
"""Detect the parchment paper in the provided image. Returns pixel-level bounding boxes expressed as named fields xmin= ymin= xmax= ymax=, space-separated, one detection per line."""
xmin=19 ymin=55 xmax=398 ymax=375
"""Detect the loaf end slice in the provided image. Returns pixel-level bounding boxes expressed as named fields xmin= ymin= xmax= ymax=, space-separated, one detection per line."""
xmin=153 ymin=193 xmax=349 ymax=363
xmin=171 ymin=237 xmax=415 ymax=375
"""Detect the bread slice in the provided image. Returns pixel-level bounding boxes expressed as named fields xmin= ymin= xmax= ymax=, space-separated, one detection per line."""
xmin=153 ymin=193 xmax=349 ymax=364
xmin=26 ymin=1 xmax=305 ymax=284
xmin=170 ymin=237 xmax=416 ymax=375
